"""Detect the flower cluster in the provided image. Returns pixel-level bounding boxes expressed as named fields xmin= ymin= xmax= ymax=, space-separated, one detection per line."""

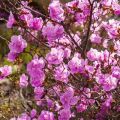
xmin=8 ymin=35 xmax=27 ymax=61
xmin=27 ymin=56 xmax=45 ymax=87
xmin=3 ymin=0 xmax=120 ymax=119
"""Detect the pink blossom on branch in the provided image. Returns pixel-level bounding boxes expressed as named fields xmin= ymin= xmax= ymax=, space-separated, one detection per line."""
xmin=6 ymin=11 xmax=15 ymax=28
xmin=54 ymin=63 xmax=70 ymax=83
xmin=19 ymin=74 xmax=28 ymax=88
xmin=38 ymin=110 xmax=55 ymax=120
xmin=42 ymin=22 xmax=64 ymax=45
xmin=8 ymin=35 xmax=27 ymax=53
xmin=0 ymin=65 xmax=12 ymax=80
xmin=49 ymin=0 xmax=65 ymax=22
xmin=46 ymin=47 xmax=64 ymax=65
xmin=28 ymin=17 xmax=43 ymax=30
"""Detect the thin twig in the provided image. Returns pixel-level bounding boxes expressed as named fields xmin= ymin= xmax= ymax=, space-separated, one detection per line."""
xmin=63 ymin=24 xmax=82 ymax=52
xmin=0 ymin=35 xmax=9 ymax=44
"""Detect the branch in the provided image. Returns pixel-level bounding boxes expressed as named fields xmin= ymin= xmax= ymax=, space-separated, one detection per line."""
xmin=18 ymin=0 xmax=83 ymax=52
xmin=81 ymin=0 xmax=94 ymax=58
xmin=0 ymin=35 xmax=9 ymax=44
xmin=63 ymin=24 xmax=82 ymax=52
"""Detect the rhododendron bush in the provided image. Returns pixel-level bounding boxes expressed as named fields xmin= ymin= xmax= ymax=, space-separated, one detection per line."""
xmin=0 ymin=0 xmax=120 ymax=119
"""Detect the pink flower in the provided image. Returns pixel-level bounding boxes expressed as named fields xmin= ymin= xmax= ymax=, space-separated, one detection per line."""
xmin=34 ymin=87 xmax=44 ymax=100
xmin=112 ymin=66 xmax=120 ymax=79
xmin=6 ymin=11 xmax=15 ymax=28
xmin=96 ymin=74 xmax=118 ymax=91
xmin=102 ymin=20 xmax=120 ymax=39
xmin=114 ymin=9 xmax=120 ymax=16
xmin=27 ymin=57 xmax=45 ymax=87
xmin=54 ymin=64 xmax=70 ymax=83
xmin=21 ymin=1 xmax=28 ymax=7
xmin=60 ymin=87 xmax=78 ymax=108
xmin=87 ymin=48 xmax=100 ymax=61
xmin=64 ymin=48 xmax=71 ymax=59
xmin=47 ymin=98 xmax=54 ymax=108
xmin=9 ymin=35 xmax=27 ymax=53
xmin=46 ymin=47 xmax=64 ymax=65
xmin=114 ymin=40 xmax=120 ymax=56
xmin=7 ymin=35 xmax=27 ymax=61
xmin=103 ymin=94 xmax=113 ymax=107
xmin=114 ymin=40 xmax=120 ymax=50
xmin=30 ymin=73 xmax=45 ymax=87
xmin=66 ymin=0 xmax=79 ymax=14
xmin=7 ymin=52 xmax=18 ymax=62
xmin=30 ymin=109 xmax=37 ymax=118
xmin=28 ymin=17 xmax=43 ymax=30
xmin=38 ymin=110 xmax=55 ymax=120
xmin=101 ymin=0 xmax=112 ymax=7
xmin=74 ymin=0 xmax=90 ymax=24
xmin=77 ymin=103 xmax=88 ymax=113
xmin=68 ymin=55 xmax=85 ymax=74
xmin=42 ymin=22 xmax=64 ymax=44
xmin=49 ymin=1 xmax=64 ymax=22
xmin=85 ymin=65 xmax=95 ymax=74
xmin=96 ymin=94 xmax=113 ymax=119
xmin=0 ymin=65 xmax=12 ymax=80
xmin=102 ymin=75 xmax=118 ymax=91
xmin=112 ymin=3 xmax=120 ymax=15
xmin=20 ymin=8 xmax=33 ymax=22
xmin=99 ymin=50 xmax=109 ymax=62
xmin=56 ymin=36 xmax=71 ymax=46
xmin=27 ymin=57 xmax=45 ymax=77
xmin=19 ymin=74 xmax=28 ymax=88
xmin=58 ymin=108 xmax=71 ymax=120
xmin=103 ymin=39 xmax=109 ymax=48
xmin=75 ymin=13 xmax=87 ymax=24
xmin=17 ymin=113 xmax=31 ymax=120
xmin=90 ymin=33 xmax=102 ymax=44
